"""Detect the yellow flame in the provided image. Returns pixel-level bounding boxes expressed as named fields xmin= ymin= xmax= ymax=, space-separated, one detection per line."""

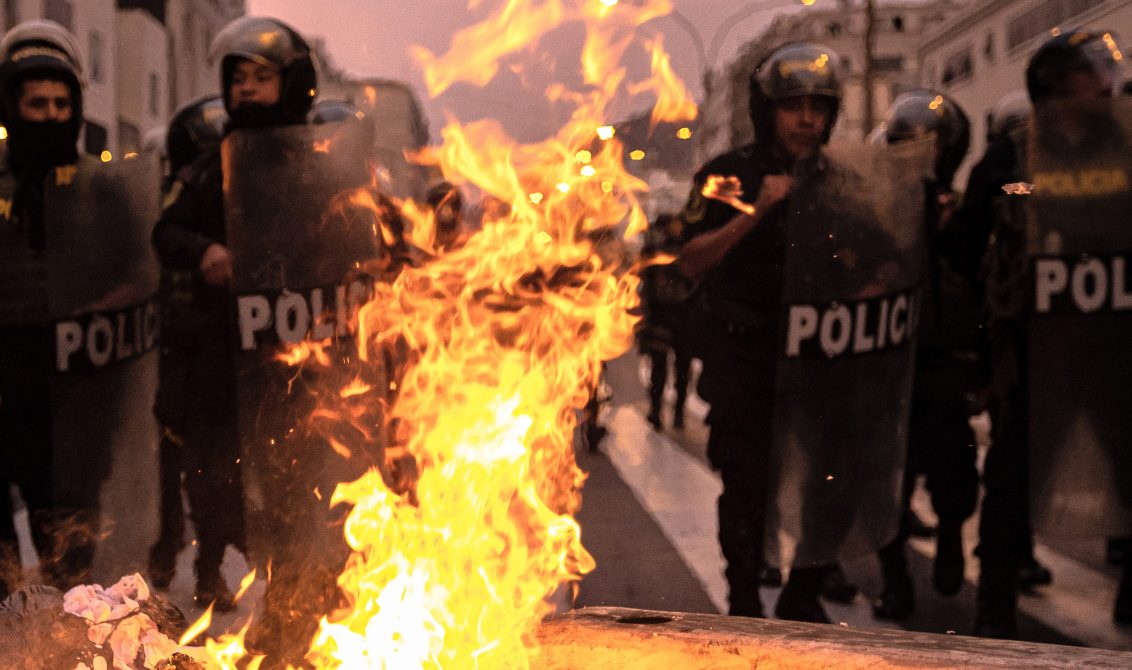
xmin=628 ymin=33 xmax=698 ymax=127
xmin=234 ymin=569 xmax=258 ymax=604
xmin=703 ymin=174 xmax=756 ymax=215
xmin=179 ymin=604 xmax=214 ymax=646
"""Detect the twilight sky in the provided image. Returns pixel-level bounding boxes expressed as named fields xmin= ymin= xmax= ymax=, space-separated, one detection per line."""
xmin=248 ymin=0 xmax=831 ymax=142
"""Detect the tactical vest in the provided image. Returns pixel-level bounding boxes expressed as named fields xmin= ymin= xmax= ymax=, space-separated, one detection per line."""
xmin=0 ymin=160 xmax=49 ymax=326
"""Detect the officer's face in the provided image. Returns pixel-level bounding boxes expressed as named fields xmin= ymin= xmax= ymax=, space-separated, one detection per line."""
xmin=774 ymin=95 xmax=831 ymax=160
xmin=17 ymin=79 xmax=72 ymax=123
xmin=230 ymin=59 xmax=282 ymax=108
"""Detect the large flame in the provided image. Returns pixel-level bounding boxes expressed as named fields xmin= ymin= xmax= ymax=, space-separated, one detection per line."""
xmin=187 ymin=1 xmax=697 ymax=667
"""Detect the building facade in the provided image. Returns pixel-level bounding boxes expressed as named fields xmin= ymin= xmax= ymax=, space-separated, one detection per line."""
xmin=919 ymin=0 xmax=1132 ymax=185
xmin=699 ymin=1 xmax=965 ymax=160
xmin=0 ymin=0 xmax=244 ymax=157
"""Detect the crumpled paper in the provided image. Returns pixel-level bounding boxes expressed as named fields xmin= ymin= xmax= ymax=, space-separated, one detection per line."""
xmin=64 ymin=574 xmax=183 ymax=670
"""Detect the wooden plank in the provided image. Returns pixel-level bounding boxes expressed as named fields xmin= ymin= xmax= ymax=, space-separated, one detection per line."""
xmin=535 ymin=607 xmax=1132 ymax=669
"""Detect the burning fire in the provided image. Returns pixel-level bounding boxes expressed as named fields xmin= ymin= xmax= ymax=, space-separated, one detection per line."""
xmin=180 ymin=1 xmax=696 ymax=667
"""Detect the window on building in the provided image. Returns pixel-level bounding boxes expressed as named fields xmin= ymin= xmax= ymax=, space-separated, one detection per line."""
xmin=891 ymin=16 xmax=905 ymax=32
xmin=148 ymin=73 xmax=159 ymax=117
xmin=83 ymin=120 xmax=108 ymax=156
xmin=43 ymin=0 xmax=73 ymax=30
xmin=88 ymin=31 xmax=104 ymax=84
xmin=1006 ymin=0 xmax=1105 ymax=52
xmin=828 ymin=22 xmax=842 ymax=37
xmin=941 ymin=47 xmax=973 ymax=86
xmin=984 ymin=32 xmax=996 ymax=63
xmin=3 ymin=1 xmax=18 ymax=31
xmin=874 ymin=55 xmax=905 ymax=74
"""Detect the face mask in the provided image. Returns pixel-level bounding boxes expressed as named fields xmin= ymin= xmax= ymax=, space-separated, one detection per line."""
xmin=7 ymin=119 xmax=78 ymax=169
xmin=227 ymin=102 xmax=288 ymax=129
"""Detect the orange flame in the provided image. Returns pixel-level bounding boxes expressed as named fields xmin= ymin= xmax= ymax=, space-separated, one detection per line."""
xmin=702 ymin=174 xmax=756 ymax=215
xmin=629 ymin=33 xmax=699 ymax=127
xmin=185 ymin=1 xmax=695 ymax=667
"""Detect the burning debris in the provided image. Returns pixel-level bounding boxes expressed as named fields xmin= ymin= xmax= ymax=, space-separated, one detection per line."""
xmin=0 ymin=575 xmax=202 ymax=670
xmin=1002 ymin=182 xmax=1036 ymax=195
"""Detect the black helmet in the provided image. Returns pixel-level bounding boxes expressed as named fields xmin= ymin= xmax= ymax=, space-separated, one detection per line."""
xmin=1026 ymin=30 xmax=1126 ymax=102
xmin=882 ymin=89 xmax=970 ymax=189
xmin=210 ymin=16 xmax=317 ymax=125
xmin=0 ymin=20 xmax=83 ymax=125
xmin=987 ymin=89 xmax=1031 ymax=142
xmin=749 ymin=42 xmax=842 ymax=144
xmin=166 ymin=95 xmax=227 ymax=175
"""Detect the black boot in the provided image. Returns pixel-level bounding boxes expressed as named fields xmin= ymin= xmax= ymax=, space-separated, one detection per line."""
xmin=147 ymin=541 xmax=180 ymax=589
xmin=759 ymin=566 xmax=783 ymax=587
xmin=776 ymin=567 xmax=832 ymax=624
xmin=728 ymin=581 xmax=766 ymax=618
xmin=1115 ymin=563 xmax=1132 ymax=626
xmin=820 ymin=563 xmax=858 ymax=604
xmin=934 ymin=520 xmax=965 ymax=597
xmin=973 ymin=563 xmax=1019 ymax=639
xmin=873 ymin=540 xmax=914 ymax=620
xmin=1017 ymin=555 xmax=1052 ymax=592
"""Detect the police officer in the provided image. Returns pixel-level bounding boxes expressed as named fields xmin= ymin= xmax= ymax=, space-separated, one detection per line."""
xmin=146 ymin=95 xmax=228 ymax=591
xmin=0 ymin=19 xmax=97 ymax=595
xmin=639 ymin=213 xmax=693 ymax=430
xmin=871 ymin=90 xmax=978 ymax=620
xmin=151 ymin=16 xmax=319 ymax=613
xmin=964 ymin=30 xmax=1128 ymax=637
xmin=677 ymin=42 xmax=844 ymax=622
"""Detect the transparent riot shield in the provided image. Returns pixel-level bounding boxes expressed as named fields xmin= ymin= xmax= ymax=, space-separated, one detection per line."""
xmin=769 ymin=139 xmax=932 ymax=568
xmin=43 ymin=153 xmax=162 ymax=582
xmin=223 ymin=120 xmax=379 ymax=648
xmin=1025 ymin=97 xmax=1132 ymax=538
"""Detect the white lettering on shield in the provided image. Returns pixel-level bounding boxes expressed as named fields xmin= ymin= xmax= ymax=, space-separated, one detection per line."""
xmin=1034 ymin=255 xmax=1132 ymax=314
xmin=55 ymin=299 xmax=160 ymax=372
xmin=785 ymin=290 xmax=917 ymax=358
xmin=237 ymin=278 xmax=372 ymax=351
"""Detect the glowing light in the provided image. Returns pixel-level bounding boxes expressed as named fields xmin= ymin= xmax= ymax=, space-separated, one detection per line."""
xmin=0 ymin=126 xmax=9 ymax=140
xmin=556 ymin=182 xmax=571 ymax=192
xmin=575 ymin=149 xmax=592 ymax=163
xmin=676 ymin=127 xmax=692 ymax=140
xmin=123 ymin=151 xmax=139 ymax=160
xmin=596 ymin=125 xmax=615 ymax=140
xmin=529 ymin=191 xmax=544 ymax=204
xmin=580 ymin=165 xmax=596 ymax=177
xmin=99 ymin=150 xmax=112 ymax=163
xmin=802 ymin=0 xmax=816 ymax=5
xmin=1051 ymin=26 xmax=1061 ymax=37
xmin=601 ymin=181 xmax=614 ymax=193
xmin=629 ymin=149 xmax=645 ymax=161
xmin=601 ymin=0 xmax=619 ymax=7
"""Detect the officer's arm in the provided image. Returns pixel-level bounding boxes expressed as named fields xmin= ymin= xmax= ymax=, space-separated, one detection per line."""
xmin=940 ymin=140 xmax=1016 ymax=283
xmin=151 ymin=179 xmax=216 ymax=271
xmin=677 ymin=210 xmax=758 ymax=281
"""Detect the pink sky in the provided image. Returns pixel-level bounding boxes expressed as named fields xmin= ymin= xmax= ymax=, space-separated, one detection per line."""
xmin=248 ymin=0 xmax=823 ymax=141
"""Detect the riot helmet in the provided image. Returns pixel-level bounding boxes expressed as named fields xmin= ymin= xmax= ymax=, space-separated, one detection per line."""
xmin=882 ymin=89 xmax=970 ymax=189
xmin=749 ymin=42 xmax=842 ymax=145
xmin=1026 ymin=30 xmax=1127 ymax=103
xmin=987 ymin=89 xmax=1031 ymax=142
xmin=0 ymin=20 xmax=84 ymax=167
xmin=210 ymin=16 xmax=317 ymax=127
xmin=166 ymin=95 xmax=227 ymax=176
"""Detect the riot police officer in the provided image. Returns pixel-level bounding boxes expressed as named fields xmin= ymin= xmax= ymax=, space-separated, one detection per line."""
xmin=151 ymin=16 xmax=320 ymax=614
xmin=966 ymin=30 xmax=1131 ymax=637
xmin=678 ymin=42 xmax=843 ymax=622
xmin=0 ymin=20 xmax=96 ymax=595
xmin=871 ymin=90 xmax=977 ymax=620
xmin=639 ymin=213 xmax=693 ymax=430
xmin=146 ymin=95 xmax=228 ymax=591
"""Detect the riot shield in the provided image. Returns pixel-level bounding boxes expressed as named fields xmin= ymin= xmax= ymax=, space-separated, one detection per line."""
xmin=1025 ymin=97 xmax=1132 ymax=538
xmin=769 ymin=139 xmax=931 ymax=568
xmin=223 ymin=120 xmax=379 ymax=652
xmin=44 ymin=153 xmax=162 ymax=582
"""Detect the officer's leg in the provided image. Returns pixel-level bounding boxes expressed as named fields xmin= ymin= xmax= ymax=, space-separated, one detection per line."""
xmin=148 ymin=427 xmax=187 ymax=589
xmin=183 ymin=411 xmax=245 ymax=612
xmin=646 ymin=347 xmax=667 ymax=429
xmin=974 ymin=386 xmax=1026 ymax=638
xmin=709 ymin=404 xmax=771 ymax=617
xmin=671 ymin=332 xmax=692 ymax=429
xmin=920 ymin=364 xmax=980 ymax=597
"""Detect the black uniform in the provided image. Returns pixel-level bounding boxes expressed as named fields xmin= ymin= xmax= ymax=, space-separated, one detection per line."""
xmin=638 ymin=217 xmax=693 ymax=429
xmin=151 ymin=146 xmax=247 ymax=596
xmin=679 ymin=143 xmax=788 ymax=616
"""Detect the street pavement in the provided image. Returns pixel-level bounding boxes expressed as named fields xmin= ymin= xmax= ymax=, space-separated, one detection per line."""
xmin=10 ymin=352 xmax=1132 ymax=652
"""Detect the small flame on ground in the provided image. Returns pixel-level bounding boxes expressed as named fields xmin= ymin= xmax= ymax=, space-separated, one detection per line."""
xmin=235 ymin=569 xmax=258 ymax=603
xmin=179 ymin=604 xmax=214 ymax=646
